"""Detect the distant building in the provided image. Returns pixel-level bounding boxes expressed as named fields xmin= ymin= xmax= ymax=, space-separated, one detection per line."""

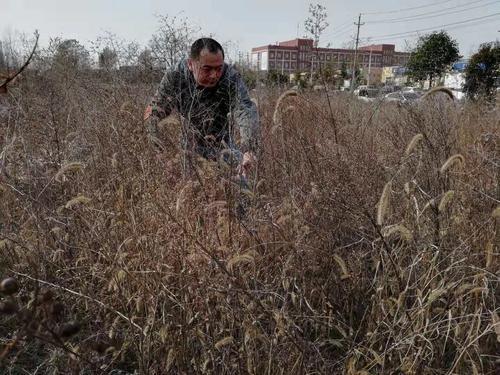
xmin=451 ymin=59 xmax=469 ymax=72
xmin=381 ymin=66 xmax=408 ymax=85
xmin=251 ymin=38 xmax=411 ymax=81
xmin=444 ymin=72 xmax=465 ymax=90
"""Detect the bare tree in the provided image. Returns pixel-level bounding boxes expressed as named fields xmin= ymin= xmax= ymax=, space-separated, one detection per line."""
xmin=138 ymin=48 xmax=154 ymax=71
xmin=304 ymin=3 xmax=329 ymax=48
xmin=0 ymin=31 xmax=39 ymax=93
xmin=98 ymin=47 xmax=118 ymax=71
xmin=91 ymin=31 xmax=140 ymax=68
xmin=0 ymin=30 xmax=24 ymax=70
xmin=0 ymin=41 xmax=6 ymax=71
xmin=53 ymin=39 xmax=91 ymax=70
xmin=148 ymin=14 xmax=200 ymax=70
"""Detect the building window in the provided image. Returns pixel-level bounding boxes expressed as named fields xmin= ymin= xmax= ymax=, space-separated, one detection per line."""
xmin=284 ymin=52 xmax=290 ymax=59
xmin=326 ymin=54 xmax=331 ymax=61
xmin=291 ymin=62 xmax=296 ymax=69
xmin=276 ymin=51 xmax=282 ymax=59
xmin=269 ymin=51 xmax=275 ymax=59
xmin=269 ymin=61 xmax=275 ymax=68
xmin=291 ymin=52 xmax=297 ymax=59
xmin=339 ymin=54 xmax=344 ymax=61
xmin=284 ymin=62 xmax=289 ymax=68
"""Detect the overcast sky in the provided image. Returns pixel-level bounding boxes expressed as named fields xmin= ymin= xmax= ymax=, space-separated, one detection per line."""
xmin=3 ymin=0 xmax=500 ymax=58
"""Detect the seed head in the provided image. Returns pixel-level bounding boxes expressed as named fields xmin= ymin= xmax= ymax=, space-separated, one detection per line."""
xmin=0 ymin=277 xmax=19 ymax=295
xmin=0 ymin=300 xmax=18 ymax=314
xmin=59 ymin=321 xmax=81 ymax=338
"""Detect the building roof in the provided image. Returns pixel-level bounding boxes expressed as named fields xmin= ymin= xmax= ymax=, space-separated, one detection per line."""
xmin=251 ymin=38 xmax=409 ymax=56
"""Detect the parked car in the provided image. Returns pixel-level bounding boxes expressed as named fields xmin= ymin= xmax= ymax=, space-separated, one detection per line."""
xmin=402 ymin=87 xmax=423 ymax=94
xmin=380 ymin=85 xmax=402 ymax=95
xmin=354 ymin=86 xmax=380 ymax=102
xmin=384 ymin=91 xmax=422 ymax=104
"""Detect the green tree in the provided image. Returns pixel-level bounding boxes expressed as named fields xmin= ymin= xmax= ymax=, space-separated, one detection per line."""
xmin=463 ymin=41 xmax=499 ymax=102
xmin=235 ymin=64 xmax=257 ymax=89
xmin=406 ymin=31 xmax=460 ymax=87
xmin=340 ymin=62 xmax=348 ymax=80
xmin=320 ymin=61 xmax=336 ymax=83
xmin=266 ymin=70 xmax=288 ymax=86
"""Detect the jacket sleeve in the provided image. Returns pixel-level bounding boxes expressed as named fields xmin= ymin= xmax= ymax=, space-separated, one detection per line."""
xmin=144 ymin=71 xmax=177 ymax=150
xmin=230 ymin=68 xmax=260 ymax=154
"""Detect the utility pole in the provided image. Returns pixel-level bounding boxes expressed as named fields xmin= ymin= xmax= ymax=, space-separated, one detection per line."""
xmin=310 ymin=53 xmax=314 ymax=85
xmin=367 ymin=48 xmax=372 ymax=86
xmin=350 ymin=13 xmax=364 ymax=92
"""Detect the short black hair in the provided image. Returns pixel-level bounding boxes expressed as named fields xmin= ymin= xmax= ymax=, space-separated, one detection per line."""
xmin=190 ymin=38 xmax=225 ymax=60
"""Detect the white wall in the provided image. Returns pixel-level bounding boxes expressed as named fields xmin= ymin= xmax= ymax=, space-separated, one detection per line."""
xmin=251 ymin=51 xmax=268 ymax=71
xmin=260 ymin=51 xmax=268 ymax=71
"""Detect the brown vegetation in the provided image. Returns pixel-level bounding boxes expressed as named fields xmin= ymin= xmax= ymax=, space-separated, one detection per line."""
xmin=0 ymin=70 xmax=499 ymax=374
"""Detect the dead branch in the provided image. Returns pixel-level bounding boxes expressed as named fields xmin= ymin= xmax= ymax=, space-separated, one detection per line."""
xmin=0 ymin=31 xmax=39 ymax=93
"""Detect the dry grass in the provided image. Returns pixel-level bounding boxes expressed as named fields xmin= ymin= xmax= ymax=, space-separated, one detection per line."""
xmin=0 ymin=70 xmax=499 ymax=374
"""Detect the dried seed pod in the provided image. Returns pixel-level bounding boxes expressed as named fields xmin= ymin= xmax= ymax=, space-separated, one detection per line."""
xmin=39 ymin=289 xmax=54 ymax=303
xmin=91 ymin=336 xmax=111 ymax=354
xmin=59 ymin=321 xmax=81 ymax=338
xmin=0 ymin=300 xmax=18 ymax=314
xmin=0 ymin=277 xmax=19 ymax=295
xmin=51 ymin=302 xmax=65 ymax=317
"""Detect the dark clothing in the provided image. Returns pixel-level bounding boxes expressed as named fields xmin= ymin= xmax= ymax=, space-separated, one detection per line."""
xmin=147 ymin=59 xmax=259 ymax=155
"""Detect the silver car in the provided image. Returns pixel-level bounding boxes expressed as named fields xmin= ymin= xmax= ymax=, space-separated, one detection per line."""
xmin=384 ymin=91 xmax=422 ymax=103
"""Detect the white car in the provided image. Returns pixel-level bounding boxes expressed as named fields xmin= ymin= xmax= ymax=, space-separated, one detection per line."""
xmin=384 ymin=91 xmax=422 ymax=103
xmin=356 ymin=87 xmax=379 ymax=102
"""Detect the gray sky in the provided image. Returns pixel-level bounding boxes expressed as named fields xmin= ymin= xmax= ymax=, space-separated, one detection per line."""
xmin=3 ymin=0 xmax=500 ymax=58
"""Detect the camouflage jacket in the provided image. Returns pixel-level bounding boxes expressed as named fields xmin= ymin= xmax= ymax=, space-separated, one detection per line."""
xmin=147 ymin=59 xmax=259 ymax=155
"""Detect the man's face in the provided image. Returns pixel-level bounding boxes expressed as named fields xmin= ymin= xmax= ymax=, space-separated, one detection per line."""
xmin=188 ymin=49 xmax=224 ymax=88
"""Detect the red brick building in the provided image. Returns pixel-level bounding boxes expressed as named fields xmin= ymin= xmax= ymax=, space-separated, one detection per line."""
xmin=251 ymin=38 xmax=410 ymax=75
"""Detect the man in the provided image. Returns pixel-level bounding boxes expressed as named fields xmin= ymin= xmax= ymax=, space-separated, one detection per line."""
xmin=144 ymin=38 xmax=259 ymax=177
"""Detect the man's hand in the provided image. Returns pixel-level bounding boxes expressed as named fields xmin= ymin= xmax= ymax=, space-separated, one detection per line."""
xmin=238 ymin=151 xmax=256 ymax=178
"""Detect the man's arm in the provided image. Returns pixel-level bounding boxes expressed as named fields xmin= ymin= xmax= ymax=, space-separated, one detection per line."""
xmin=144 ymin=70 xmax=178 ymax=151
xmin=229 ymin=68 xmax=260 ymax=155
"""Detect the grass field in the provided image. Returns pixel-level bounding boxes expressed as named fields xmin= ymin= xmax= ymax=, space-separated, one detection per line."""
xmin=0 ymin=69 xmax=499 ymax=374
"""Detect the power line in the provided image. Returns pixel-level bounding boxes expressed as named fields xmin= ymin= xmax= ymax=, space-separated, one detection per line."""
xmin=322 ymin=21 xmax=354 ymax=39
xmin=332 ymin=20 xmax=353 ymax=30
xmin=324 ymin=28 xmax=354 ymax=41
xmin=331 ymin=28 xmax=356 ymax=39
xmin=365 ymin=0 xmax=498 ymax=24
xmin=366 ymin=12 xmax=500 ymax=39
xmin=362 ymin=0 xmax=455 ymax=15
xmin=364 ymin=16 xmax=499 ymax=43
